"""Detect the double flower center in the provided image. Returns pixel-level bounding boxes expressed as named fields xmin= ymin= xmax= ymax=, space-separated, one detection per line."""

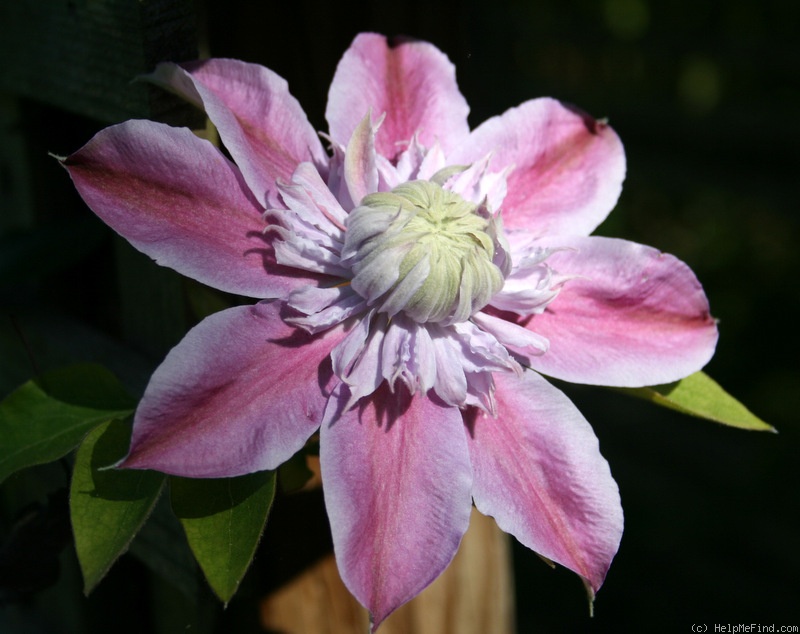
xmin=343 ymin=180 xmax=506 ymax=325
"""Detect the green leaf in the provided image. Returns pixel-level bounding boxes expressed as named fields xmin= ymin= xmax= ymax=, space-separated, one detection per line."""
xmin=619 ymin=371 xmax=775 ymax=432
xmin=70 ymin=419 xmax=165 ymax=593
xmin=0 ymin=364 xmax=136 ymax=483
xmin=170 ymin=471 xmax=277 ymax=603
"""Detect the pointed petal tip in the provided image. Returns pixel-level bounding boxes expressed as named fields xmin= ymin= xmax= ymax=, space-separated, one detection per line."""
xmin=97 ymin=454 xmax=129 ymax=473
xmin=113 ymin=440 xmax=246 ymax=479
xmin=583 ymin=577 xmax=597 ymax=617
xmin=112 ymin=444 xmax=174 ymax=476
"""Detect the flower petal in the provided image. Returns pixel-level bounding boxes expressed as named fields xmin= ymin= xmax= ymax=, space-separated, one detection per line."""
xmin=321 ymin=383 xmax=473 ymax=629
xmin=471 ymin=311 xmax=549 ymax=359
xmin=490 ymin=235 xmax=566 ymax=316
xmin=120 ymin=302 xmax=344 ymax=477
xmin=451 ymin=98 xmax=625 ymax=236
xmin=444 ymin=154 xmax=509 ymax=212
xmin=429 ymin=329 xmax=469 ymax=406
xmin=326 ymin=33 xmax=470 ymax=159
xmin=338 ymin=314 xmax=388 ymax=407
xmin=62 ymin=120 xmax=313 ymax=298
xmin=286 ymin=162 xmax=349 ymax=230
xmin=525 ymin=236 xmax=719 ymax=386
xmin=380 ymin=314 xmax=437 ymax=395
xmin=147 ymin=59 xmax=327 ymax=207
xmin=344 ymin=113 xmax=380 ymax=205
xmin=285 ymin=285 xmax=366 ymax=334
xmin=466 ymin=370 xmax=623 ymax=593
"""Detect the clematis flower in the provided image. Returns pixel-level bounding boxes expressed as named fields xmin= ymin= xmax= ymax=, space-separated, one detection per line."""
xmin=63 ymin=33 xmax=718 ymax=629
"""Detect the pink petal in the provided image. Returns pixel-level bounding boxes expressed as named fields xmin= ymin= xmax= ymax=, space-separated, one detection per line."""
xmin=466 ymin=370 xmax=623 ymax=592
xmin=344 ymin=114 xmax=380 ymax=205
xmin=326 ymin=33 xmax=470 ymax=159
xmin=120 ymin=302 xmax=344 ymax=477
xmin=147 ymin=59 xmax=327 ymax=207
xmin=444 ymin=154 xmax=510 ymax=211
xmin=321 ymin=383 xmax=473 ymax=629
xmin=338 ymin=313 xmax=388 ymax=407
xmin=380 ymin=315 xmax=437 ymax=395
xmin=451 ymin=98 xmax=626 ymax=236
xmin=285 ymin=285 xmax=366 ymax=334
xmin=288 ymin=162 xmax=349 ymax=229
xmin=63 ymin=120 xmax=319 ymax=299
xmin=471 ymin=311 xmax=549 ymax=358
xmin=524 ymin=236 xmax=719 ymax=386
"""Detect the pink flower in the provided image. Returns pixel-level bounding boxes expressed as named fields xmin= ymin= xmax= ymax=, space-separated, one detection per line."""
xmin=63 ymin=33 xmax=718 ymax=628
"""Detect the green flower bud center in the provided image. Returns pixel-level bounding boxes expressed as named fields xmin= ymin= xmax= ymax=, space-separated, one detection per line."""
xmin=347 ymin=180 xmax=505 ymax=324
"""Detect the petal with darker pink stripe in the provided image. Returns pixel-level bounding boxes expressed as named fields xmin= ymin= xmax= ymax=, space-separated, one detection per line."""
xmin=524 ymin=236 xmax=719 ymax=387
xmin=466 ymin=370 xmax=623 ymax=593
xmin=326 ymin=33 xmax=470 ymax=160
xmin=121 ymin=302 xmax=344 ymax=477
xmin=63 ymin=120 xmax=315 ymax=298
xmin=451 ymin=98 xmax=626 ymax=236
xmin=148 ymin=59 xmax=326 ymax=207
xmin=321 ymin=383 xmax=472 ymax=630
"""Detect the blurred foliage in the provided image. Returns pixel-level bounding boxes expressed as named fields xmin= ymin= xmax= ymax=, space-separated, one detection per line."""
xmin=1 ymin=0 xmax=797 ymax=632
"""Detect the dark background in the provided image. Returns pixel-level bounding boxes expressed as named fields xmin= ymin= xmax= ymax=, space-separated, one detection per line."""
xmin=2 ymin=0 xmax=798 ymax=631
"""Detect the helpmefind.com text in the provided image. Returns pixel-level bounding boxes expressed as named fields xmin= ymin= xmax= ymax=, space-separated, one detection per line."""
xmin=691 ymin=625 xmax=798 ymax=633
